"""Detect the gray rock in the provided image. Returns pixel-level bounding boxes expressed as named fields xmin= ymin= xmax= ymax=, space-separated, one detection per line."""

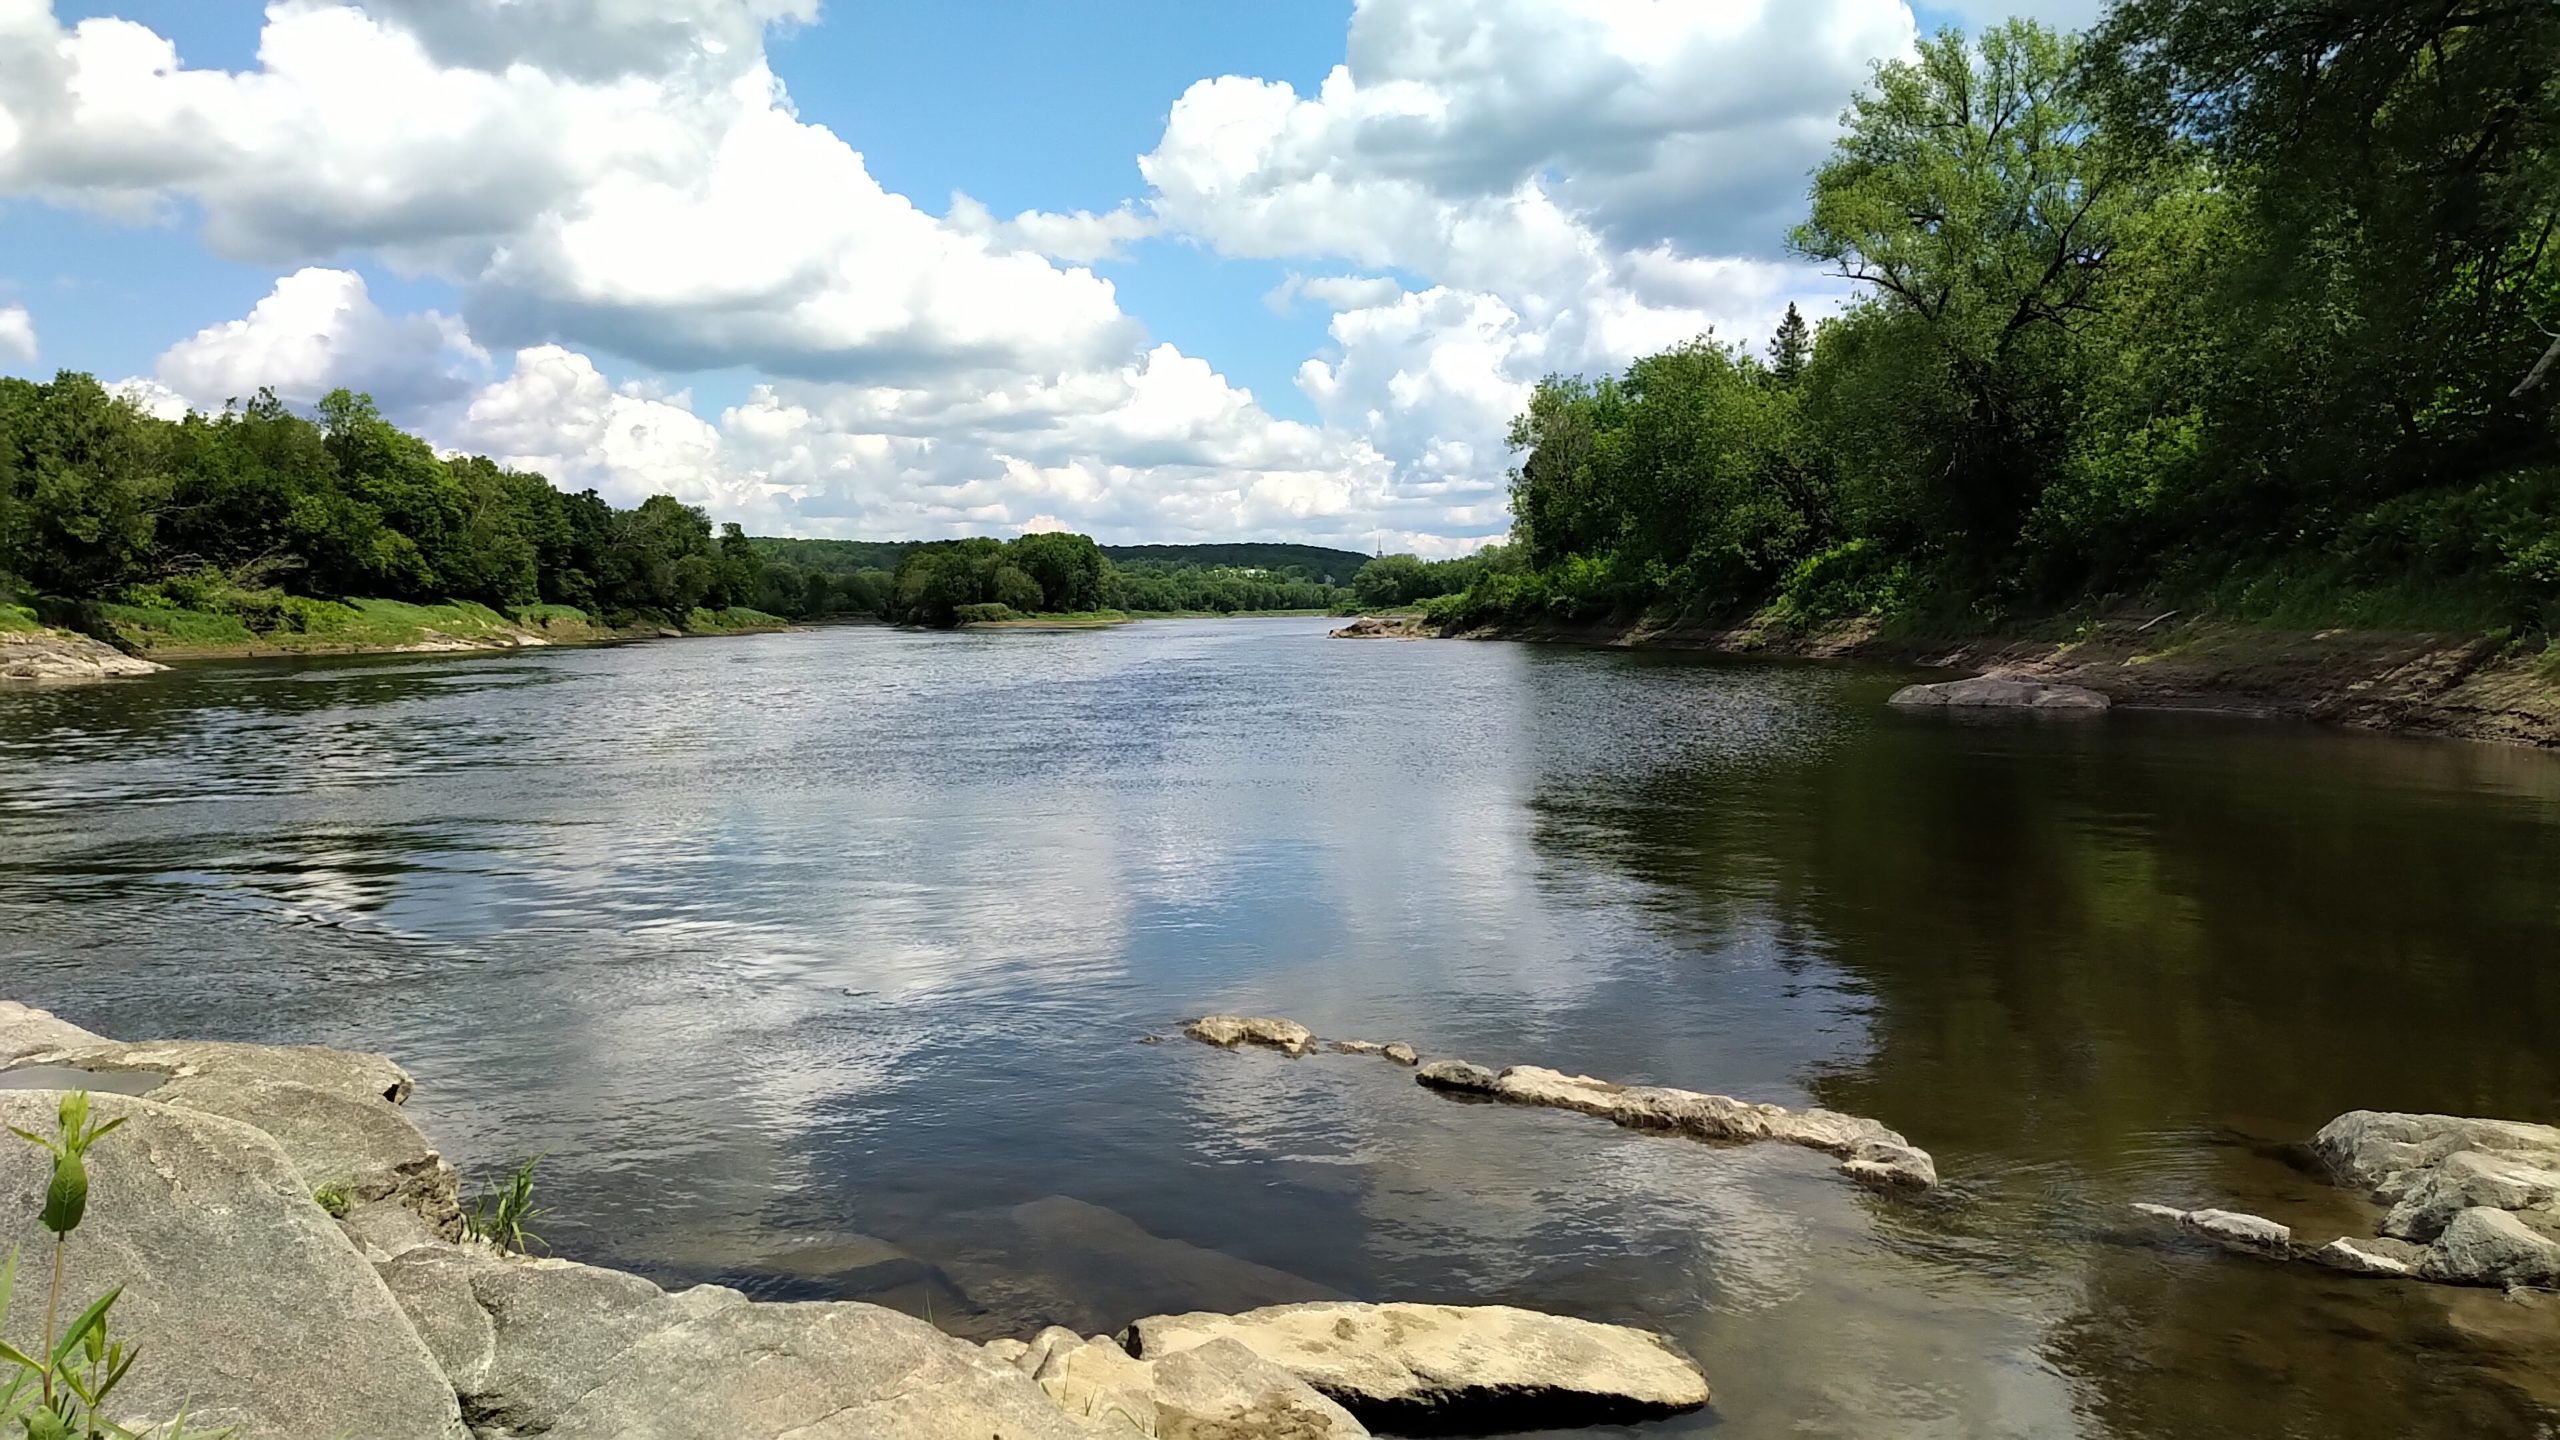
xmin=2380 ymin=1148 xmax=2560 ymax=1242
xmin=1186 ymin=1016 xmax=1318 ymax=1057
xmin=1124 ymin=1301 xmax=1709 ymax=1432
xmin=2313 ymin=1110 xmax=2560 ymax=1203
xmin=1381 ymin=1043 xmax=1418 ymax=1067
xmin=0 ymin=629 xmax=164 ymax=684
xmin=2308 ymin=1236 xmax=2428 ymax=1277
xmin=0 ymin=1091 xmax=467 ymax=1440
xmin=0 ymin=1001 xmax=107 ymax=1065
xmin=378 ymin=1241 xmax=750 ymax=1435
xmin=1417 ymin=1062 xmax=1938 ymax=1189
xmin=1001 ymin=1326 xmax=1368 ymax=1437
xmin=946 ymin=1196 xmax=1345 ymax=1338
xmin=2130 ymin=1202 xmax=2294 ymax=1257
xmin=542 ymin=1300 xmax=1095 ymax=1440
xmin=1414 ymin=1060 xmax=1498 ymax=1093
xmin=2424 ymin=1207 xmax=2560 ymax=1288
xmin=1888 ymin=676 xmax=2111 ymax=710
xmin=24 ymin=1039 xmax=463 ymax=1237
xmin=341 ymin=1196 xmax=446 ymax=1261
xmin=1327 ymin=1040 xmax=1421 ymax=1068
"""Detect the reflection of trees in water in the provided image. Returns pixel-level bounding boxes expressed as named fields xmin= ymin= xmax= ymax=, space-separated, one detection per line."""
xmin=1522 ymin=710 xmax=2560 ymax=1435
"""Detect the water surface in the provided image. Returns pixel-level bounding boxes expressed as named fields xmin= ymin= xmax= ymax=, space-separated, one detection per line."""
xmin=4 ymin=618 xmax=2557 ymax=1438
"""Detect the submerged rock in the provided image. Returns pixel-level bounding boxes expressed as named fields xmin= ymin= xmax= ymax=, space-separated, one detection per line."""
xmin=1123 ymin=1301 xmax=1710 ymax=1434
xmin=998 ymin=1326 xmax=1367 ymax=1437
xmin=1416 ymin=1061 xmax=1939 ymax=1189
xmin=1328 ymin=1039 xmax=1420 ymax=1066
xmin=0 ymin=1091 xmax=468 ymax=1440
xmin=2309 ymin=1236 xmax=2429 ymax=1277
xmin=1888 ymin=676 xmax=2111 ymax=710
xmin=1186 ymin=1015 xmax=1319 ymax=1057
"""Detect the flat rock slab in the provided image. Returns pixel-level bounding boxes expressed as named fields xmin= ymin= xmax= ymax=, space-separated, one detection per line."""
xmin=1186 ymin=1015 xmax=1318 ymax=1057
xmin=0 ymin=1091 xmax=467 ymax=1440
xmin=1000 ymin=1325 xmax=1369 ymax=1437
xmin=0 ymin=1000 xmax=106 ymax=1064
xmin=1888 ymin=676 xmax=2111 ymax=710
xmin=1124 ymin=1301 xmax=1710 ymax=1434
xmin=2131 ymin=1202 xmax=2294 ymax=1256
xmin=542 ymin=1300 xmax=1095 ymax=1440
xmin=1416 ymin=1060 xmax=1938 ymax=1190
xmin=0 ymin=629 xmax=164 ymax=683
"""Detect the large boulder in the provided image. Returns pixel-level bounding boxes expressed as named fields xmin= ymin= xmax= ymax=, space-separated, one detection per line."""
xmin=378 ymin=1242 xmax=748 ymax=1435
xmin=1123 ymin=1302 xmax=1710 ymax=1434
xmin=2313 ymin=1111 xmax=2560 ymax=1202
xmin=2423 ymin=1208 xmax=2560 ymax=1288
xmin=998 ymin=1326 xmax=1368 ymax=1437
xmin=1185 ymin=1016 xmax=1317 ymax=1057
xmin=2380 ymin=1148 xmax=2560 ymax=1242
xmin=0 ymin=1001 xmax=105 ymax=1064
xmin=0 ymin=1091 xmax=467 ymax=1440
xmin=18 ymin=1038 xmax=463 ymax=1237
xmin=540 ymin=1300 xmax=1096 ymax=1440
xmin=1888 ymin=676 xmax=2111 ymax=710
xmin=0 ymin=629 xmax=163 ymax=684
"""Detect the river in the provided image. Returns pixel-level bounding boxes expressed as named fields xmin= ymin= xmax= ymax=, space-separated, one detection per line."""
xmin=3 ymin=617 xmax=2556 ymax=1438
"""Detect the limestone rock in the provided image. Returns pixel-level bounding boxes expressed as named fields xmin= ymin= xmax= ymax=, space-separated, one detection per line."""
xmin=0 ymin=1000 xmax=106 ymax=1064
xmin=541 ymin=1300 xmax=1095 ymax=1440
xmin=1889 ymin=676 xmax=2111 ymax=710
xmin=1124 ymin=1301 xmax=1709 ymax=1433
xmin=2380 ymin=1148 xmax=2560 ymax=1242
xmin=1001 ymin=1326 xmax=1368 ymax=1438
xmin=2424 ymin=1208 xmax=2560 ymax=1288
xmin=2308 ymin=1236 xmax=2428 ymax=1277
xmin=0 ymin=1091 xmax=467 ymax=1440
xmin=2131 ymin=1202 xmax=2294 ymax=1256
xmin=341 ymin=1196 xmax=445 ymax=1261
xmin=1381 ymin=1043 xmax=1418 ymax=1067
xmin=378 ymin=1241 xmax=750 ymax=1435
xmin=1414 ymin=1060 xmax=1497 ymax=1094
xmin=2313 ymin=1110 xmax=2560 ymax=1203
xmin=0 ymin=629 xmax=164 ymax=684
xmin=27 ymin=1038 xmax=463 ymax=1237
xmin=1186 ymin=1015 xmax=1317 ymax=1057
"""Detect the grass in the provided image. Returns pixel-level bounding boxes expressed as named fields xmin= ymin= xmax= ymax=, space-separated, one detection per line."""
xmin=0 ymin=603 xmax=42 ymax=635
xmin=463 ymin=1155 xmax=546 ymax=1257
xmin=679 ymin=606 xmax=789 ymax=633
xmin=310 ymin=1182 xmax=353 ymax=1219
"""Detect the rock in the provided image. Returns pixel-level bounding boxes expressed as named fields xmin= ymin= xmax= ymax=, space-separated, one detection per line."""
xmin=1126 ymin=1302 xmax=1708 ymax=1434
xmin=947 ymin=1196 xmax=1346 ymax=1338
xmin=2313 ymin=1110 xmax=2560 ymax=1203
xmin=541 ymin=1300 xmax=1095 ymax=1440
xmin=378 ymin=1241 xmax=750 ymax=1435
xmin=999 ymin=1326 xmax=1367 ymax=1437
xmin=1186 ymin=1015 xmax=1318 ymax=1057
xmin=0 ymin=1091 xmax=467 ymax=1440
xmin=1328 ymin=1040 xmax=1420 ymax=1067
xmin=2130 ymin=1202 xmax=2294 ymax=1257
xmin=1416 ymin=1061 xmax=1938 ymax=1189
xmin=1414 ymin=1060 xmax=1498 ymax=1094
xmin=341 ymin=1196 xmax=446 ymax=1261
xmin=2380 ymin=1148 xmax=2560 ymax=1242
xmin=1888 ymin=676 xmax=2111 ymax=710
xmin=0 ymin=1000 xmax=105 ymax=1064
xmin=2423 ymin=1208 xmax=2560 ymax=1288
xmin=24 ymin=1038 xmax=463 ymax=1237
xmin=2309 ymin=1236 xmax=2428 ymax=1277
xmin=1382 ymin=1043 xmax=1418 ymax=1067
xmin=1329 ymin=617 xmax=1420 ymax=639
xmin=0 ymin=628 xmax=164 ymax=684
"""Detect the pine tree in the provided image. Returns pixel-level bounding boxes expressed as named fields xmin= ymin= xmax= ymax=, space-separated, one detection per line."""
xmin=1766 ymin=303 xmax=1810 ymax=384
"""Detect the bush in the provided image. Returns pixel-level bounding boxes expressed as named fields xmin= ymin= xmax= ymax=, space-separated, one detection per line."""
xmin=952 ymin=603 xmax=1019 ymax=624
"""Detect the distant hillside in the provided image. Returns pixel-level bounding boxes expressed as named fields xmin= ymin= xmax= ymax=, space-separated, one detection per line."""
xmin=750 ymin=537 xmax=1374 ymax=584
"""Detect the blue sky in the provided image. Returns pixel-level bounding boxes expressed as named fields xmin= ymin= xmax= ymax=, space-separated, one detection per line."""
xmin=1 ymin=0 xmax=2094 ymax=551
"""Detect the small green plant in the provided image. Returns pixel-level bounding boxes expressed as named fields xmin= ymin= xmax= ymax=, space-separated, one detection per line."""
xmin=462 ymin=1155 xmax=546 ymax=1257
xmin=309 ymin=1182 xmax=352 ymax=1219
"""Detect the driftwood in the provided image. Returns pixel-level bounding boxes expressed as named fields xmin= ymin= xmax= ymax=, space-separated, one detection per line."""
xmin=2515 ymin=331 xmax=2560 ymax=400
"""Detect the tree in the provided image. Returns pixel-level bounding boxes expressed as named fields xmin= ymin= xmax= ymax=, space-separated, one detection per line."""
xmin=991 ymin=564 xmax=1044 ymax=613
xmin=1006 ymin=531 xmax=1108 ymax=612
xmin=1766 ymin=304 xmax=1811 ymax=384
xmin=0 ymin=373 xmax=164 ymax=595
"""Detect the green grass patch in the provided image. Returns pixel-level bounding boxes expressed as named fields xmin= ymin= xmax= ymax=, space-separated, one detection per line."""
xmin=681 ymin=606 xmax=788 ymax=633
xmin=0 ymin=603 xmax=44 ymax=635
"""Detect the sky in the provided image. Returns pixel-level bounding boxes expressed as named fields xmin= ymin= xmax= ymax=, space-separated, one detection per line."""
xmin=0 ymin=0 xmax=2104 ymax=554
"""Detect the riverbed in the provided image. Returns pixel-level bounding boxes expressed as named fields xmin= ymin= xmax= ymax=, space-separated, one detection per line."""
xmin=3 ymin=617 xmax=2555 ymax=1438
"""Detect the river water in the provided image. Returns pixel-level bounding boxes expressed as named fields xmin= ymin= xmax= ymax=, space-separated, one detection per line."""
xmin=3 ymin=618 xmax=2557 ymax=1438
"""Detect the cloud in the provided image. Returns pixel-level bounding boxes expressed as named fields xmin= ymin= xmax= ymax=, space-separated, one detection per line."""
xmin=0 ymin=303 xmax=33 ymax=364
xmin=948 ymin=196 xmax=1160 ymax=263
xmin=151 ymin=267 xmax=484 ymax=412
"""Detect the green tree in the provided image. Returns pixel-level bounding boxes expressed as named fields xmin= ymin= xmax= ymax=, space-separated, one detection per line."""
xmin=1766 ymin=303 xmax=1811 ymax=384
xmin=0 ymin=374 xmax=164 ymax=595
xmin=1005 ymin=531 xmax=1108 ymax=611
xmin=990 ymin=563 xmax=1044 ymax=613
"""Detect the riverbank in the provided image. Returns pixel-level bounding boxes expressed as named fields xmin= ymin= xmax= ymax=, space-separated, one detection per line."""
xmin=1415 ymin=609 xmax=2560 ymax=748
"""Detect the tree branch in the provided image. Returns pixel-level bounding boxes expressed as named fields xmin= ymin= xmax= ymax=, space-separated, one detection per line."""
xmin=2512 ymin=330 xmax=2560 ymax=400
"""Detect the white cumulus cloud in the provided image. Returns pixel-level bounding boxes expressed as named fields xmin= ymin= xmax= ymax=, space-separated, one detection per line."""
xmin=0 ymin=303 xmax=34 ymax=365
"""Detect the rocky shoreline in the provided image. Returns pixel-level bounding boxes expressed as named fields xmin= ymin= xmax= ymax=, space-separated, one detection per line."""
xmin=0 ymin=1002 xmax=1712 ymax=1439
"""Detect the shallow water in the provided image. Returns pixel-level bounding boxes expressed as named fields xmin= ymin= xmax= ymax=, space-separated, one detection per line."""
xmin=3 ymin=617 xmax=2557 ymax=1438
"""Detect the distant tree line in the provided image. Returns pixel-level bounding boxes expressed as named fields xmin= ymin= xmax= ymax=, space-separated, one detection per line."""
xmin=1434 ymin=5 xmax=2560 ymax=638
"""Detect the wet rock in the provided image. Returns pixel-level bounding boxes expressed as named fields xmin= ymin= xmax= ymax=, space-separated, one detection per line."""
xmin=1383 ymin=1042 xmax=1418 ymax=1067
xmin=1124 ymin=1301 xmax=1709 ymax=1434
xmin=2314 ymin=1110 xmax=2560 ymax=1203
xmin=0 ymin=1091 xmax=467 ymax=1440
xmin=0 ymin=628 xmax=164 ymax=684
xmin=1414 ymin=1059 xmax=1498 ymax=1094
xmin=2380 ymin=1148 xmax=2560 ymax=1243
xmin=0 ymin=1000 xmax=105 ymax=1064
xmin=24 ymin=1038 xmax=463 ymax=1237
xmin=2309 ymin=1236 xmax=2428 ymax=1277
xmin=1186 ymin=1015 xmax=1318 ymax=1057
xmin=1417 ymin=1061 xmax=1938 ymax=1189
xmin=541 ymin=1300 xmax=1094 ymax=1440
xmin=2423 ymin=1208 xmax=2560 ymax=1288
xmin=2132 ymin=1202 xmax=2294 ymax=1256
xmin=938 ymin=1196 xmax=1347 ymax=1340
xmin=379 ymin=1242 xmax=750 ymax=1435
xmin=1329 ymin=617 xmax=1422 ymax=639
xmin=1329 ymin=1039 xmax=1420 ymax=1067
xmin=1888 ymin=675 xmax=2111 ymax=710
xmin=1000 ymin=1326 xmax=1368 ymax=1437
